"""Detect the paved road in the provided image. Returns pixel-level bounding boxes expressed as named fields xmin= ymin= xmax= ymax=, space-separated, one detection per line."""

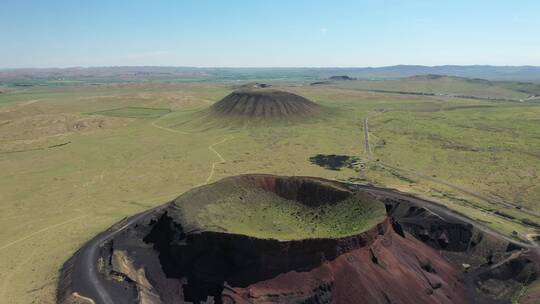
xmin=66 ymin=124 xmax=237 ymax=303
xmin=68 ymin=204 xmax=169 ymax=304
xmin=64 ymin=181 xmax=537 ymax=304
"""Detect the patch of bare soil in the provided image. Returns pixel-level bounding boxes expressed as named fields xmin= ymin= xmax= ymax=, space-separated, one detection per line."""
xmin=0 ymin=113 xmax=132 ymax=142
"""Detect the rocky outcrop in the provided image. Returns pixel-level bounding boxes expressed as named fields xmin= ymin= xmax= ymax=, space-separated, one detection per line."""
xmin=144 ymin=213 xmax=387 ymax=302
xmin=58 ymin=175 xmax=540 ymax=304
xmin=144 ymin=213 xmax=466 ymax=304
xmin=384 ymin=199 xmax=475 ymax=251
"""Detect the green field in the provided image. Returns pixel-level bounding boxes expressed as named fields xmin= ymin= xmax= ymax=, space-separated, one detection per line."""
xmin=331 ymin=75 xmax=540 ymax=100
xmin=0 ymin=77 xmax=539 ymax=303
xmin=90 ymin=107 xmax=171 ymax=118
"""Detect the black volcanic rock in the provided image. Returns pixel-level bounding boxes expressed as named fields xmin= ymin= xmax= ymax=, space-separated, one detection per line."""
xmin=58 ymin=175 xmax=540 ymax=304
xmin=211 ymin=88 xmax=320 ymax=119
xmin=329 ymin=75 xmax=357 ymax=80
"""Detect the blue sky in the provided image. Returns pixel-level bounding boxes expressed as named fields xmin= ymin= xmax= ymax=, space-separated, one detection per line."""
xmin=1 ymin=0 xmax=539 ymax=68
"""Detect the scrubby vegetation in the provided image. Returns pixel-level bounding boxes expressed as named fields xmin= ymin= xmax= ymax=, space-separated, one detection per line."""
xmin=183 ymin=176 xmax=386 ymax=240
xmin=1 ymin=75 xmax=539 ymax=303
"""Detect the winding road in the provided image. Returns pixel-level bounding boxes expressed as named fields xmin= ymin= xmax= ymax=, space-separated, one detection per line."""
xmin=65 ymin=119 xmax=236 ymax=304
xmin=68 ymin=204 xmax=169 ymax=304
xmin=151 ymin=120 xmax=190 ymax=135
xmin=64 ymin=181 xmax=537 ymax=304
xmin=204 ymin=135 xmax=235 ymax=184
xmin=61 ymin=115 xmax=539 ymax=303
xmin=150 ymin=117 xmax=235 ymax=185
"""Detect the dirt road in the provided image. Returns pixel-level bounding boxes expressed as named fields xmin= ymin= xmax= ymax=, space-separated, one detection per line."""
xmin=362 ymin=115 xmax=540 ymax=218
xmin=353 ymin=184 xmax=535 ymax=249
xmin=64 ymin=204 xmax=169 ymax=304
xmin=363 ymin=117 xmax=371 ymax=157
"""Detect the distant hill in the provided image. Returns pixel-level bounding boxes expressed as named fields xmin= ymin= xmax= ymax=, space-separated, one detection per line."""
xmin=332 ymin=74 xmax=540 ymax=101
xmin=2 ymin=65 xmax=540 ymax=84
xmin=211 ymin=88 xmax=320 ymax=119
xmin=318 ymin=65 xmax=540 ymax=81
xmin=329 ymin=75 xmax=357 ymax=81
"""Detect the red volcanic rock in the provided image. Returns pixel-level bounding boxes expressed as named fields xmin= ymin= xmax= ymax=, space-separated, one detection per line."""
xmin=225 ymin=218 xmax=466 ymax=304
xmin=60 ymin=175 xmax=538 ymax=304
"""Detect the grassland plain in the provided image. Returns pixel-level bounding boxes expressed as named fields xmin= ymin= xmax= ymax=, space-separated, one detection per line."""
xmin=0 ymin=79 xmax=539 ymax=303
xmin=331 ymin=75 xmax=540 ymax=100
xmin=89 ymin=106 xmax=171 ymax=118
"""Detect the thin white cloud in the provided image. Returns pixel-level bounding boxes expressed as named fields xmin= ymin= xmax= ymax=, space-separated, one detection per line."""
xmin=127 ymin=51 xmax=170 ymax=59
xmin=320 ymin=27 xmax=328 ymax=35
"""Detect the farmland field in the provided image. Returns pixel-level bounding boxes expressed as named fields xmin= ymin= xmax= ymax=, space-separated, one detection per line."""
xmin=0 ymin=77 xmax=539 ymax=303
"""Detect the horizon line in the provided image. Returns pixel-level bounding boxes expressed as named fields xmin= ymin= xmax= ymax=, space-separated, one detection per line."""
xmin=2 ymin=64 xmax=540 ymax=71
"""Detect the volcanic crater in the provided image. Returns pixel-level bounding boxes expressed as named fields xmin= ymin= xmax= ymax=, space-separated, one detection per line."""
xmin=211 ymin=88 xmax=321 ymax=119
xmin=59 ymin=175 xmax=540 ymax=304
xmin=170 ymin=175 xmax=386 ymax=240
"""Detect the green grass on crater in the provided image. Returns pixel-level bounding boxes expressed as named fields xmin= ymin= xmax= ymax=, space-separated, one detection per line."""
xmin=173 ymin=177 xmax=386 ymax=240
xmin=197 ymin=191 xmax=385 ymax=240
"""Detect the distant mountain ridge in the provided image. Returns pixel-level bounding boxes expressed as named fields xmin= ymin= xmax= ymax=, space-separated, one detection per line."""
xmin=2 ymin=65 xmax=540 ymax=82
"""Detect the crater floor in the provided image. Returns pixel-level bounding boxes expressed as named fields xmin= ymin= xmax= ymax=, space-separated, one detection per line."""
xmin=171 ymin=174 xmax=386 ymax=240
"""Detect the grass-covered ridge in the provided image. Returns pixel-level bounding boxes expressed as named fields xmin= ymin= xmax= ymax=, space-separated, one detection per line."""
xmin=172 ymin=175 xmax=386 ymax=240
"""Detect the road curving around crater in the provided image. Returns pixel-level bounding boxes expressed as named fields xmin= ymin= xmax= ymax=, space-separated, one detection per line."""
xmin=58 ymin=175 xmax=540 ymax=304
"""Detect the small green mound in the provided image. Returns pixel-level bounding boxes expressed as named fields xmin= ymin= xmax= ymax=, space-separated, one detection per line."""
xmin=91 ymin=107 xmax=171 ymax=118
xmin=170 ymin=175 xmax=386 ymax=240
